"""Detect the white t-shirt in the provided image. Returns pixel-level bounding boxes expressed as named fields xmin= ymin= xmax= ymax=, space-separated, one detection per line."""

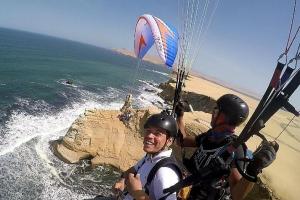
xmin=123 ymin=150 xmax=179 ymax=200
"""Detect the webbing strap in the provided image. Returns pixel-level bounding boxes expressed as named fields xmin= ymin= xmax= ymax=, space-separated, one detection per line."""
xmin=144 ymin=157 xmax=182 ymax=197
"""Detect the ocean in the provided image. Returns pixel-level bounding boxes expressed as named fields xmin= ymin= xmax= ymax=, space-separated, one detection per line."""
xmin=0 ymin=27 xmax=171 ymax=199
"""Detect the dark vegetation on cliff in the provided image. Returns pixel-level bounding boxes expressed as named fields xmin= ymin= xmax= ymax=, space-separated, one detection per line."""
xmin=158 ymin=79 xmax=217 ymax=113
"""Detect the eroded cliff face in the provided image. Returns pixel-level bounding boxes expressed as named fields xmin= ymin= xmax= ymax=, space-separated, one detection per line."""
xmin=53 ymin=108 xmax=156 ymax=171
xmin=158 ymin=80 xmax=217 ymax=113
xmin=53 ymin=105 xmax=210 ymax=171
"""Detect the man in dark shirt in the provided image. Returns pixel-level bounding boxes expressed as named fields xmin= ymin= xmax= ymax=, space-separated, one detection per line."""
xmin=176 ymin=94 xmax=277 ymax=200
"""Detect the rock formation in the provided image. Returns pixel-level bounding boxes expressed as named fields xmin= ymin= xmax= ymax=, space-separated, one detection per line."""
xmin=54 ymin=107 xmax=156 ymax=171
xmin=53 ymin=105 xmax=210 ymax=172
xmin=158 ymin=80 xmax=217 ymax=113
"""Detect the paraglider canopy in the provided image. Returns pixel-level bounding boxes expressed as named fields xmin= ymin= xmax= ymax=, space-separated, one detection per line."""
xmin=134 ymin=14 xmax=179 ymax=68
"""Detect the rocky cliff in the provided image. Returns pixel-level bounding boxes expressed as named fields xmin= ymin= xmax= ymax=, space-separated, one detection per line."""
xmin=53 ymin=106 xmax=210 ymax=171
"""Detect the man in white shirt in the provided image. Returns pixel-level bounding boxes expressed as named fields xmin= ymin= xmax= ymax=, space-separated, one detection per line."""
xmin=113 ymin=111 xmax=180 ymax=200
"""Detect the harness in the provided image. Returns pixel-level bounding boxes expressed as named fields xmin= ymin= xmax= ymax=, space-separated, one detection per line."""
xmin=144 ymin=157 xmax=182 ymax=200
xmin=184 ymin=132 xmax=247 ymax=200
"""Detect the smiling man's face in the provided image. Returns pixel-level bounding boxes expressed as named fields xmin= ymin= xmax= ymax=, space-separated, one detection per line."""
xmin=143 ymin=127 xmax=168 ymax=154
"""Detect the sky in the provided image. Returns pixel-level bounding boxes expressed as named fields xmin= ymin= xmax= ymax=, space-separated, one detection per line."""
xmin=0 ymin=0 xmax=299 ymax=109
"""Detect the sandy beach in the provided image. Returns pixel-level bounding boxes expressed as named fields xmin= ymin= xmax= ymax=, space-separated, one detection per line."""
xmin=183 ymin=75 xmax=300 ymax=200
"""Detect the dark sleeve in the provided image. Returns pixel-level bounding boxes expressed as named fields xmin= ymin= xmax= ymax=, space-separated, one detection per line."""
xmin=195 ymin=132 xmax=208 ymax=146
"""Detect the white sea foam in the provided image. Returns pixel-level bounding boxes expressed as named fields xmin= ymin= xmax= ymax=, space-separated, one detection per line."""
xmin=145 ymin=69 xmax=169 ymax=77
xmin=34 ymin=135 xmax=94 ymax=200
xmin=103 ymin=87 xmax=124 ymax=99
xmin=0 ymin=80 xmax=166 ymax=157
xmin=0 ymin=98 xmax=121 ymax=198
xmin=137 ymin=92 xmax=166 ymax=108
xmin=40 ymin=184 xmax=94 ymax=200
xmin=35 ymin=141 xmax=64 ymax=183
xmin=135 ymin=82 xmax=167 ymax=109
xmin=138 ymin=79 xmax=159 ymax=88
xmin=0 ymin=100 xmax=122 ymax=156
xmin=74 ymin=85 xmax=123 ymax=103
xmin=15 ymin=97 xmax=51 ymax=112
xmin=0 ymin=82 xmax=167 ymax=199
xmin=15 ymin=97 xmax=31 ymax=106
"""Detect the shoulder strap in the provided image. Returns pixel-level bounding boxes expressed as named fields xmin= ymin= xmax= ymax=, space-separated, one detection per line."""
xmin=145 ymin=157 xmax=182 ymax=195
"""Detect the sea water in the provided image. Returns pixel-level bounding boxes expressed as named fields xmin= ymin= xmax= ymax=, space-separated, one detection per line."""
xmin=0 ymin=27 xmax=171 ymax=199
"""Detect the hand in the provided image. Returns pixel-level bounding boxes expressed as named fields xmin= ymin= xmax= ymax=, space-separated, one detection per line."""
xmin=126 ymin=173 xmax=148 ymax=200
xmin=246 ymin=141 xmax=278 ymax=180
xmin=175 ymin=100 xmax=189 ymax=118
xmin=126 ymin=173 xmax=142 ymax=194
xmin=112 ymin=178 xmax=125 ymax=194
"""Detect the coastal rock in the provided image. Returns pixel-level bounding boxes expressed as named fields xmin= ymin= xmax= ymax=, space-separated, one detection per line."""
xmin=53 ymin=107 xmax=163 ymax=171
xmin=52 ymin=106 xmax=210 ymax=171
xmin=158 ymin=80 xmax=217 ymax=113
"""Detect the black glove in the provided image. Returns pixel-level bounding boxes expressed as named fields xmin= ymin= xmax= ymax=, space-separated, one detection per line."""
xmin=246 ymin=141 xmax=278 ymax=182
xmin=175 ymin=100 xmax=190 ymax=118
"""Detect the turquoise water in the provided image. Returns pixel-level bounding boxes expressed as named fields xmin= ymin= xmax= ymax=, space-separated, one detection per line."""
xmin=0 ymin=27 xmax=171 ymax=199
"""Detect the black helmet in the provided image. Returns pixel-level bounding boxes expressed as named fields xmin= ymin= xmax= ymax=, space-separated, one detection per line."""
xmin=144 ymin=111 xmax=178 ymax=138
xmin=216 ymin=94 xmax=249 ymax=126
